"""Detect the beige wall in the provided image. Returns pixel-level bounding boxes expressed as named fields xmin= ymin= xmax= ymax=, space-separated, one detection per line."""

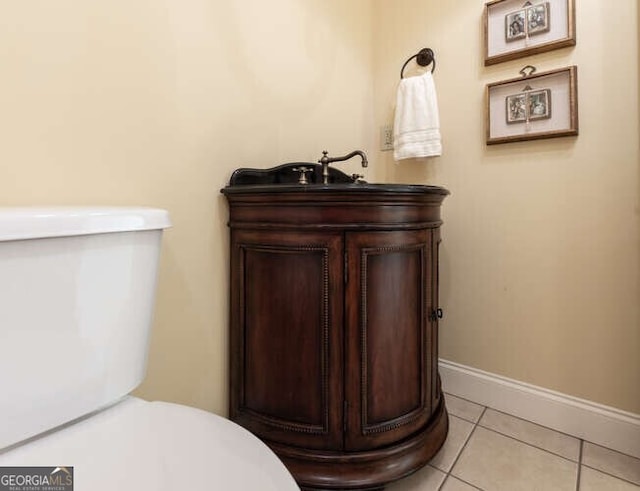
xmin=1 ymin=0 xmax=638 ymax=416
xmin=0 ymin=0 xmax=378 ymax=415
xmin=373 ymin=0 xmax=640 ymax=413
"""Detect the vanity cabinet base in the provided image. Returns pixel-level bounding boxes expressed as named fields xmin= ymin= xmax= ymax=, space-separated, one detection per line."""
xmin=223 ymin=181 xmax=450 ymax=491
xmin=279 ymin=400 xmax=448 ymax=491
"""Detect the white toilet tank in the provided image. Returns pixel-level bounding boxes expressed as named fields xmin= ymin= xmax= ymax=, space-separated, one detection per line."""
xmin=0 ymin=207 xmax=171 ymax=450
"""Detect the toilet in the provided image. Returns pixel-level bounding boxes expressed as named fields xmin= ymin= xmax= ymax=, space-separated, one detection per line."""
xmin=0 ymin=207 xmax=299 ymax=490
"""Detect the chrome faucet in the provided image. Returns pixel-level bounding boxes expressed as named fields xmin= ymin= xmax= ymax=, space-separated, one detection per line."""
xmin=318 ymin=150 xmax=368 ymax=184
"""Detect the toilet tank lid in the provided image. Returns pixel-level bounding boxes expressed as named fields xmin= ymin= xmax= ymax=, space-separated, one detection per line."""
xmin=0 ymin=207 xmax=171 ymax=241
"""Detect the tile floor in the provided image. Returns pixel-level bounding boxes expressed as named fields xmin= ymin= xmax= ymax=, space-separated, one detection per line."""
xmin=387 ymin=394 xmax=640 ymax=491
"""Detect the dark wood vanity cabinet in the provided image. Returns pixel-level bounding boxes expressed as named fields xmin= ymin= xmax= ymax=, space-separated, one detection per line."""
xmin=223 ymin=182 xmax=449 ymax=490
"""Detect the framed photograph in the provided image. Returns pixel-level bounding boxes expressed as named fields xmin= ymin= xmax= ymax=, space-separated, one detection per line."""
xmin=486 ymin=66 xmax=578 ymax=145
xmin=484 ymin=0 xmax=575 ymax=66
xmin=505 ymin=10 xmax=527 ymax=41
xmin=506 ymin=88 xmax=551 ymax=124
xmin=505 ymin=3 xmax=549 ymax=42
xmin=527 ymin=4 xmax=550 ymax=36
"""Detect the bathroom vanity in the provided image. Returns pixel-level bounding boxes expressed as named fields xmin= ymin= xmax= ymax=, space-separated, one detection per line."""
xmin=222 ymin=163 xmax=449 ymax=490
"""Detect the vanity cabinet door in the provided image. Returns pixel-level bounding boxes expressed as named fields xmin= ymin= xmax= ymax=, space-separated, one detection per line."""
xmin=344 ymin=229 xmax=436 ymax=451
xmin=229 ymin=229 xmax=344 ymax=450
xmin=430 ymin=228 xmax=443 ymax=411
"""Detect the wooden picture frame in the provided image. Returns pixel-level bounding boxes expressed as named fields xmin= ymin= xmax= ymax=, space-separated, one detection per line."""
xmin=484 ymin=0 xmax=576 ymax=66
xmin=486 ymin=66 xmax=578 ymax=145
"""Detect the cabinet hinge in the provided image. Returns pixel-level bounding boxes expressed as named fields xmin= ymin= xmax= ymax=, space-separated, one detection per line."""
xmin=343 ymin=400 xmax=348 ymax=433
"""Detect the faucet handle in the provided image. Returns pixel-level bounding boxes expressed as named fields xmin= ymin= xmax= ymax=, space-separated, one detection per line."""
xmin=292 ymin=166 xmax=312 ymax=185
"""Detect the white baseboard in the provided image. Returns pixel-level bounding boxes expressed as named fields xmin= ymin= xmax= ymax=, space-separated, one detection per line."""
xmin=439 ymin=359 xmax=640 ymax=459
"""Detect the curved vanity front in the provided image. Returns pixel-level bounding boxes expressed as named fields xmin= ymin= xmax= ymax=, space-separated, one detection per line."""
xmin=222 ymin=182 xmax=449 ymax=491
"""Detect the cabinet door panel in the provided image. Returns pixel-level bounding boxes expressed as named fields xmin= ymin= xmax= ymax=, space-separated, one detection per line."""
xmin=345 ymin=230 xmax=434 ymax=450
xmin=230 ymin=230 xmax=344 ymax=450
xmin=244 ymin=249 xmax=324 ymax=424
xmin=430 ymin=228 xmax=442 ymax=409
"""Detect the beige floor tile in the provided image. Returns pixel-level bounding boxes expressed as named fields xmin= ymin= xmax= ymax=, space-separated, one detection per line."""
xmin=479 ymin=408 xmax=580 ymax=461
xmin=451 ymin=426 xmax=578 ymax=491
xmin=386 ymin=465 xmax=446 ymax=491
xmin=445 ymin=394 xmax=485 ymax=423
xmin=579 ymin=466 xmax=640 ymax=491
xmin=441 ymin=475 xmax=481 ymax=490
xmin=582 ymin=442 xmax=640 ymax=486
xmin=429 ymin=415 xmax=474 ymax=473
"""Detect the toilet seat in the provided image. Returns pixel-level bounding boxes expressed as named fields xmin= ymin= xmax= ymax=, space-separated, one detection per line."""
xmin=0 ymin=397 xmax=299 ymax=490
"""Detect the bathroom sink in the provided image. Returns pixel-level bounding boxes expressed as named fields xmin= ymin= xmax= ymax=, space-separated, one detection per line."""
xmin=223 ymin=162 xmax=449 ymax=196
xmin=227 ymin=162 xmax=359 ymax=186
xmin=222 ymin=182 xmax=449 ymax=195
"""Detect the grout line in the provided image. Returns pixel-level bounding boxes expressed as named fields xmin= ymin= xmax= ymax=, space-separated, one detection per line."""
xmin=475 ymin=422 xmax=580 ymax=464
xmin=579 ymin=442 xmax=640 ymax=486
xmin=445 ymin=475 xmax=485 ymax=490
xmin=444 ymin=392 xmax=485 ymax=407
xmin=484 ymin=406 xmax=583 ymax=441
xmin=579 ymin=463 xmax=640 ymax=488
xmin=462 ymin=401 xmax=640 ymax=484
xmin=575 ymin=440 xmax=584 ymax=491
xmin=581 ymin=440 xmax=640 ymax=462
xmin=473 ymin=400 xmax=582 ymax=464
xmin=444 ymin=406 xmax=487 ymax=485
xmin=438 ymin=474 xmax=485 ymax=491
xmin=443 ymin=393 xmax=485 ymax=424
xmin=436 ymin=399 xmax=640 ymax=491
xmin=449 ymin=414 xmax=483 ymax=425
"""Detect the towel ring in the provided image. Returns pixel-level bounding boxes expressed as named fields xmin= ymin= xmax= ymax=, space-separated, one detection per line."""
xmin=400 ymin=48 xmax=436 ymax=78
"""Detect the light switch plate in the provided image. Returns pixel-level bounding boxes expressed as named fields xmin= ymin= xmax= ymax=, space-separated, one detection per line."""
xmin=380 ymin=124 xmax=393 ymax=151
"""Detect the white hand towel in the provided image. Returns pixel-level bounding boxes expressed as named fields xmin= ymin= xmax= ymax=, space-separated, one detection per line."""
xmin=393 ymin=71 xmax=442 ymax=161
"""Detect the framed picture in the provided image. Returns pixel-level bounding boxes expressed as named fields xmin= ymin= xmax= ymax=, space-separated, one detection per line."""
xmin=486 ymin=66 xmax=578 ymax=145
xmin=484 ymin=0 xmax=575 ymax=66
xmin=505 ymin=3 xmax=550 ymax=42
xmin=506 ymin=88 xmax=551 ymax=124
